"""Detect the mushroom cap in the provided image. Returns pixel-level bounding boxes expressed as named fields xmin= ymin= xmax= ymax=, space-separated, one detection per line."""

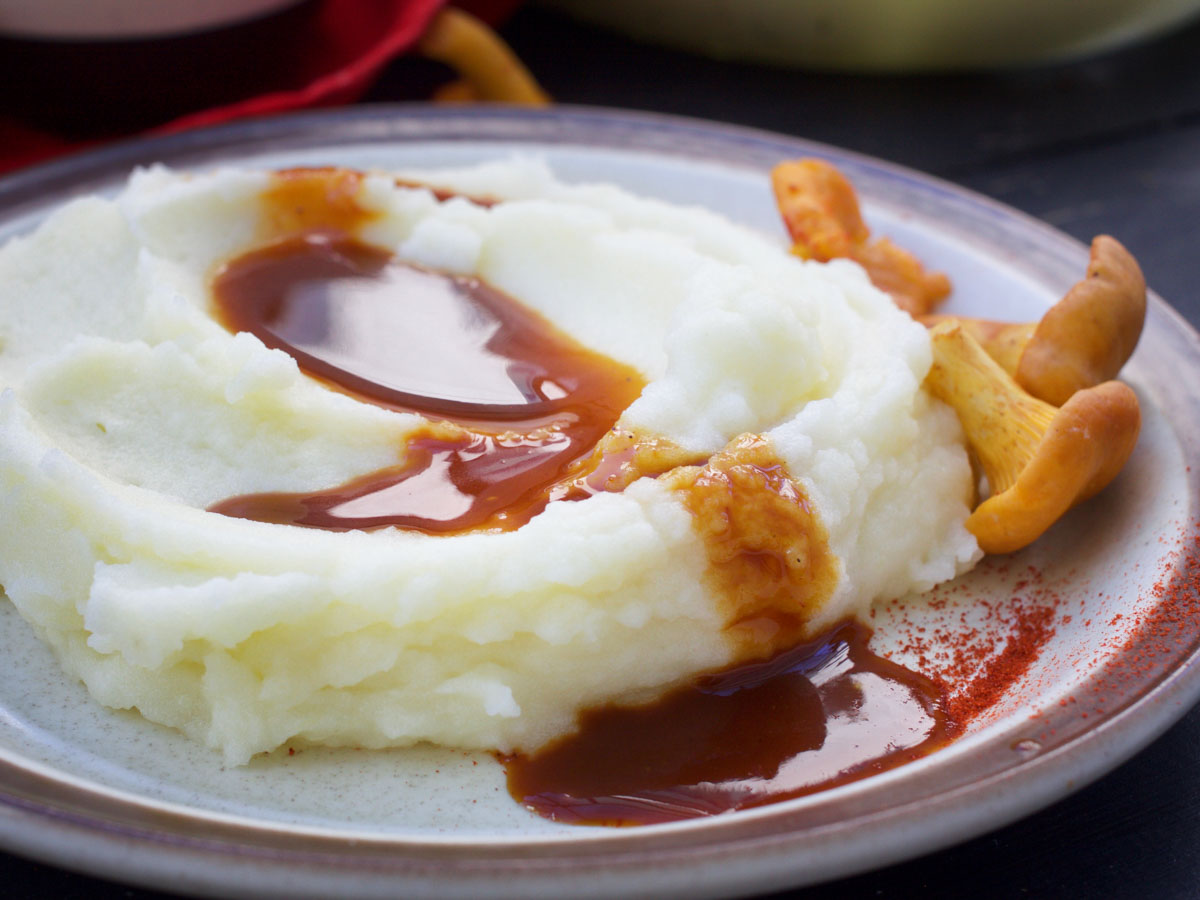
xmin=771 ymin=159 xmax=951 ymax=315
xmin=1016 ymin=235 xmax=1147 ymax=406
xmin=771 ymin=159 xmax=869 ymax=260
xmin=966 ymin=379 xmax=1141 ymax=554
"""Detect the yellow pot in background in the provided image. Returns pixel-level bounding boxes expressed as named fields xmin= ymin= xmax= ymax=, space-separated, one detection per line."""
xmin=542 ymin=0 xmax=1200 ymax=70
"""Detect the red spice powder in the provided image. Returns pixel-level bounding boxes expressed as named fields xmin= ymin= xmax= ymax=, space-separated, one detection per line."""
xmin=884 ymin=560 xmax=1064 ymax=730
xmin=916 ymin=515 xmax=1200 ymax=736
xmin=943 ymin=600 xmax=1058 ymax=724
xmin=1104 ymin=518 xmax=1200 ymax=688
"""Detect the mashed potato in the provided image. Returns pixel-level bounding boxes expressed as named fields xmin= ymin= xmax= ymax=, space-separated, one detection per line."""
xmin=0 ymin=160 xmax=978 ymax=764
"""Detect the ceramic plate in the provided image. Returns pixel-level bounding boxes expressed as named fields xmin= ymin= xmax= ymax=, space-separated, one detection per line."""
xmin=0 ymin=106 xmax=1197 ymax=899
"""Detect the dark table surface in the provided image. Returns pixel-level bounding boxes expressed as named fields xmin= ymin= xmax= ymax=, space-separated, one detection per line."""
xmin=3 ymin=6 xmax=1200 ymax=898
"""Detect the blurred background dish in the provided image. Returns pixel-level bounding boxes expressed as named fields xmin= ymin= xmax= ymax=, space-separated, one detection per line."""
xmin=0 ymin=0 xmax=304 ymax=39
xmin=541 ymin=0 xmax=1200 ymax=70
xmin=0 ymin=0 xmax=339 ymax=136
xmin=0 ymin=1 xmax=525 ymax=160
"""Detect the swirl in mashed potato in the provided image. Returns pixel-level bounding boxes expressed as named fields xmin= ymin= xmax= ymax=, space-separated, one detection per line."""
xmin=0 ymin=160 xmax=979 ymax=764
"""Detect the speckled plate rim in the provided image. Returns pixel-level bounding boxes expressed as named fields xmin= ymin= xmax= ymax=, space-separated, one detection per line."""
xmin=0 ymin=104 xmax=1198 ymax=899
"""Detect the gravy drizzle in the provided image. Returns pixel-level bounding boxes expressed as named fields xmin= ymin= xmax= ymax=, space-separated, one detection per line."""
xmin=209 ymin=230 xmax=644 ymax=533
xmin=504 ymin=621 xmax=955 ymax=826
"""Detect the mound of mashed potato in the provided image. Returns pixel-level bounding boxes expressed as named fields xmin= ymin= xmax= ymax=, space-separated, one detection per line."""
xmin=0 ymin=160 xmax=978 ymax=764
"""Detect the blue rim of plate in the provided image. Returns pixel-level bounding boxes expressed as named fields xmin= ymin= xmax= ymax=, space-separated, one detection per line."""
xmin=0 ymin=104 xmax=1198 ymax=899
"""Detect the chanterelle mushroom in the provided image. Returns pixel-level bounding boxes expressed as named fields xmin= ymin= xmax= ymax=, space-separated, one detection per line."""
xmin=771 ymin=159 xmax=951 ymax=316
xmin=923 ymin=235 xmax=1146 ymax=406
xmin=419 ymin=8 xmax=551 ymax=106
xmin=925 ymin=321 xmax=1141 ymax=555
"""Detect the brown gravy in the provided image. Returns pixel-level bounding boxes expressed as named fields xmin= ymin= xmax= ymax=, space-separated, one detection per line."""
xmin=208 ymin=231 xmax=644 ymax=533
xmin=503 ymin=620 xmax=955 ymax=826
xmin=666 ymin=434 xmax=840 ymax=657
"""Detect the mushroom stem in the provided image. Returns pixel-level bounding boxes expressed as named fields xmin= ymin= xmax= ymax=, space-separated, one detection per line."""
xmin=926 ymin=322 xmax=1058 ymax=497
xmin=925 ymin=322 xmax=1140 ymax=554
xmin=921 ymin=235 xmax=1146 ymax=405
xmin=920 ymin=316 xmax=1036 ymax=376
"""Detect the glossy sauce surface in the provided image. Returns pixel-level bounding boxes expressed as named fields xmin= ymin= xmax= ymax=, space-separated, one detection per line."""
xmin=504 ymin=620 xmax=956 ymax=826
xmin=209 ymin=231 xmax=644 ymax=532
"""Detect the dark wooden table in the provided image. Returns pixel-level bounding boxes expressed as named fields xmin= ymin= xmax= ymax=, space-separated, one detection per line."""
xmin=3 ymin=7 xmax=1199 ymax=897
